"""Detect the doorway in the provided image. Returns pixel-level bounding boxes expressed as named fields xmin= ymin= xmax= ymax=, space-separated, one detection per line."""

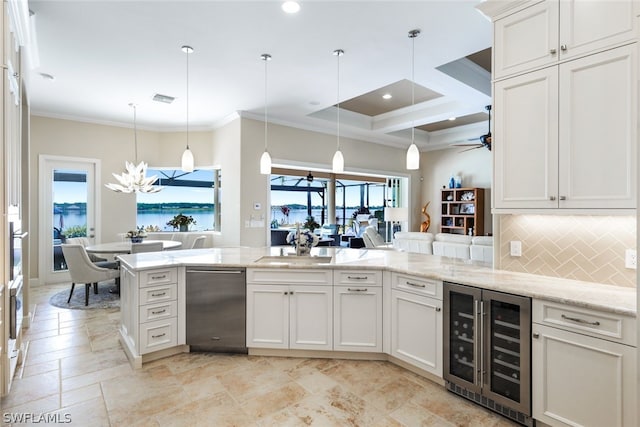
xmin=39 ymin=156 xmax=101 ymax=284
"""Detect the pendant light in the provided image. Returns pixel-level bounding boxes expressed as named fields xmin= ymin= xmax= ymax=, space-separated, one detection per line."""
xmin=406 ymin=29 xmax=420 ymax=170
xmin=181 ymin=45 xmax=195 ymax=173
xmin=105 ymin=104 xmax=161 ymax=193
xmin=332 ymin=49 xmax=344 ymax=173
xmin=260 ymin=53 xmax=272 ymax=175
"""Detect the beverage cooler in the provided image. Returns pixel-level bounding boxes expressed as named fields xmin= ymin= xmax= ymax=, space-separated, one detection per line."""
xmin=443 ymin=282 xmax=533 ymax=426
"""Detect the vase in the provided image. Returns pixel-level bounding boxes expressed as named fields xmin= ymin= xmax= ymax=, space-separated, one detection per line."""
xmin=179 ymin=224 xmax=188 ymax=232
xmin=130 ymin=236 xmax=144 ymax=243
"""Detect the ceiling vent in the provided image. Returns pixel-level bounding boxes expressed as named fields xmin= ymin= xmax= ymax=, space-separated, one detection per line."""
xmin=152 ymin=93 xmax=175 ymax=104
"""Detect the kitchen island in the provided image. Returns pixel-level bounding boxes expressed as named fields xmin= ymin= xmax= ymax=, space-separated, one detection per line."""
xmin=117 ymin=246 xmax=637 ymax=427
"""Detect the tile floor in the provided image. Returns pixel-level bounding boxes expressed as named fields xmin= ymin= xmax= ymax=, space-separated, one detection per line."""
xmin=1 ymin=283 xmax=519 ymax=426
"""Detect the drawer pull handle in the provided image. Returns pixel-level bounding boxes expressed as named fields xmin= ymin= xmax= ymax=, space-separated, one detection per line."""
xmin=533 ymin=333 xmax=540 ymax=339
xmin=347 ymin=288 xmax=368 ymax=292
xmin=561 ymin=314 xmax=600 ymax=326
xmin=151 ymin=309 xmax=166 ymax=315
xmin=151 ymin=292 xmax=167 ymax=297
xmin=151 ymin=333 xmax=166 ymax=339
xmin=549 ymin=48 xmax=557 ymax=55
xmin=347 ymin=276 xmax=368 ymax=280
xmin=406 ymin=281 xmax=425 ymax=288
xmin=151 ymin=275 xmax=167 ymax=280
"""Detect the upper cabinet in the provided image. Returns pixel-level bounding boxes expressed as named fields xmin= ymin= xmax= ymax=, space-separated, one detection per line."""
xmin=494 ymin=0 xmax=638 ymax=80
xmin=489 ymin=0 xmax=638 ymax=211
xmin=494 ymin=44 xmax=637 ymax=209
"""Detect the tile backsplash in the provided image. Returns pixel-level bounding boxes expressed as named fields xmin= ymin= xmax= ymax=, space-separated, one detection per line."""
xmin=499 ymin=215 xmax=636 ymax=288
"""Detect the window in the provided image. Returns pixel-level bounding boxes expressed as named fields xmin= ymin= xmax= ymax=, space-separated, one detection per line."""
xmin=136 ymin=169 xmax=220 ymax=232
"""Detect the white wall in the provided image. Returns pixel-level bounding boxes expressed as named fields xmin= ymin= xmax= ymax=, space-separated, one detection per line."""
xmin=239 ymin=117 xmax=421 ymax=245
xmin=420 ymin=146 xmax=492 ymax=234
xmin=29 ymin=116 xmax=213 ymax=280
xmin=212 ymin=118 xmax=241 ymax=247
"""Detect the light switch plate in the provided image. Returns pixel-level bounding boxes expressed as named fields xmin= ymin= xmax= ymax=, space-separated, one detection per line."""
xmin=510 ymin=241 xmax=522 ymax=257
xmin=625 ymin=249 xmax=636 ymax=269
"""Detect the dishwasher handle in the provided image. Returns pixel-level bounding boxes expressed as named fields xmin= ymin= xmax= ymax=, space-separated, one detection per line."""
xmin=186 ymin=269 xmax=244 ymax=274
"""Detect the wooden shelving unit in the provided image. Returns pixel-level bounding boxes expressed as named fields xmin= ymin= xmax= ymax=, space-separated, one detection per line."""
xmin=440 ymin=188 xmax=485 ymax=236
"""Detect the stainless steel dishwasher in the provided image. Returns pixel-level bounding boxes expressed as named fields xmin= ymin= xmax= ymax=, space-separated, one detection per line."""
xmin=186 ymin=267 xmax=247 ymax=353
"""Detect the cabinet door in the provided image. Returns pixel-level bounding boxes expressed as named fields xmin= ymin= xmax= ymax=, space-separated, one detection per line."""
xmin=532 ymin=323 xmax=637 ymax=427
xmin=494 ymin=66 xmax=559 ymax=209
xmin=333 ymin=286 xmax=382 ymax=352
xmin=289 ymin=285 xmax=332 ymax=350
xmin=559 ymin=0 xmax=637 ymax=61
xmin=246 ymin=284 xmax=289 ymax=349
xmin=119 ymin=266 xmax=137 ymax=348
xmin=391 ymin=289 xmax=442 ymax=377
xmin=494 ymin=1 xmax=559 ymax=79
xmin=558 ymin=44 xmax=637 ymax=208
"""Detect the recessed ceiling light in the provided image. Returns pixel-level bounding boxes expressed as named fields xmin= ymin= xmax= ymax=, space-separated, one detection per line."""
xmin=39 ymin=72 xmax=55 ymax=80
xmin=282 ymin=1 xmax=300 ymax=14
xmin=382 ymin=93 xmax=392 ymax=100
xmin=448 ymin=117 xmax=456 ymax=121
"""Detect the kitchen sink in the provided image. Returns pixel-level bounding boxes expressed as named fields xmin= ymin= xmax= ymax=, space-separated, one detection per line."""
xmin=254 ymin=255 xmax=333 ymax=265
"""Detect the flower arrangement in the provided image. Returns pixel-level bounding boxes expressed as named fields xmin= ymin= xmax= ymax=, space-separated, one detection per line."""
xmin=302 ymin=215 xmax=320 ymax=232
xmin=286 ymin=228 xmax=319 ymax=255
xmin=126 ymin=226 xmax=147 ymax=243
xmin=167 ymin=213 xmax=196 ymax=231
xmin=280 ymin=205 xmax=291 ymax=225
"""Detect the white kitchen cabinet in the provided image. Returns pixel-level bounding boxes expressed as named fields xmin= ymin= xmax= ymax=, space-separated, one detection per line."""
xmin=532 ymin=300 xmax=637 ymax=427
xmin=333 ymin=270 xmax=383 ymax=352
xmin=390 ymin=273 xmax=442 ymax=377
xmin=494 ymin=0 xmax=637 ymax=79
xmin=246 ymin=269 xmax=333 ymax=351
xmin=494 ymin=44 xmax=636 ymax=209
xmin=119 ymin=265 xmax=183 ymax=367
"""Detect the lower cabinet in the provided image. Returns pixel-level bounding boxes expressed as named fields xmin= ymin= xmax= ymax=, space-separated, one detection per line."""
xmin=333 ymin=286 xmax=382 ymax=352
xmin=119 ymin=265 xmax=182 ymax=363
xmin=246 ymin=269 xmax=333 ymax=351
xmin=390 ymin=273 xmax=443 ymax=377
xmin=532 ymin=300 xmax=637 ymax=427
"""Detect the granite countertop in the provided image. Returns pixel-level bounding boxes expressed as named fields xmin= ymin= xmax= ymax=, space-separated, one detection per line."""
xmin=118 ymin=246 xmax=637 ymax=317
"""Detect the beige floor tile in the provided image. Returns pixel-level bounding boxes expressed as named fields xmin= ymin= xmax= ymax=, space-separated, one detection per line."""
xmin=362 ymin=376 xmax=425 ymax=414
xmin=216 ymin=358 xmax=293 ymax=403
xmin=61 ymin=383 xmax=103 ymax=408
xmin=59 ymin=347 xmax=129 ymax=379
xmin=50 ymin=397 xmax=110 ymax=427
xmin=26 ymin=332 xmax=91 ymax=355
xmin=156 ymin=391 xmax=254 ymax=427
xmin=25 ymin=344 xmax=93 ymax=366
xmin=390 ymin=400 xmax=456 ymax=426
xmin=61 ymin=363 xmax=132 ymax=392
xmin=241 ymin=382 xmax=308 ymax=419
xmin=0 ymin=394 xmax=60 ymax=417
xmin=0 ymin=371 xmax=59 ymax=410
xmin=19 ymin=359 xmax=59 ymax=378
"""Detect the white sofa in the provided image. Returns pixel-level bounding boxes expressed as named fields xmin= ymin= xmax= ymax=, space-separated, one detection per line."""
xmin=392 ymin=232 xmax=434 ymax=254
xmin=392 ymin=231 xmax=493 ymax=264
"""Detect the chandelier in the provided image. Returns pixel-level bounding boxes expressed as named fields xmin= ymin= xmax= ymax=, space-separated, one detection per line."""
xmin=105 ymin=104 xmax=161 ymax=193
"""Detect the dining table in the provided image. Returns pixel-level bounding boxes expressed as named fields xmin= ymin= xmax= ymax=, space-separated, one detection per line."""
xmin=85 ymin=240 xmax=182 ymax=254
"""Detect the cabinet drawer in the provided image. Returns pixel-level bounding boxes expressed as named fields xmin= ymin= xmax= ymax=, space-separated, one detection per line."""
xmin=247 ymin=268 xmax=332 ymax=286
xmin=533 ymin=300 xmax=636 ymax=346
xmin=139 ymin=318 xmax=177 ymax=354
xmin=139 ymin=300 xmax=178 ymax=323
xmin=139 ymin=283 xmax=177 ymax=305
xmin=334 ymin=270 xmax=382 ymax=287
xmin=139 ymin=268 xmax=177 ymax=288
xmin=392 ymin=273 xmax=442 ymax=300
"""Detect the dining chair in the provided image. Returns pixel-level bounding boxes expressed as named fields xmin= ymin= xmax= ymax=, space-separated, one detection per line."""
xmin=190 ymin=236 xmax=206 ymax=249
xmin=61 ymin=244 xmax=121 ymax=306
xmin=65 ymin=236 xmax=113 ymax=264
xmin=131 ymin=241 xmax=164 ymax=253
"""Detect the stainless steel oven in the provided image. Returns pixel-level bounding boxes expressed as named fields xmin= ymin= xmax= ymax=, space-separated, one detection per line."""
xmin=444 ymin=281 xmax=533 ymax=426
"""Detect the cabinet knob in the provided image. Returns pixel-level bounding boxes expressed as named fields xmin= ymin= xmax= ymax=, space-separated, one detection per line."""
xmin=284 ymin=291 xmax=288 ymax=295
xmin=549 ymin=196 xmax=556 ymax=201
xmin=435 ymin=307 xmax=441 ymax=312
xmin=532 ymin=332 xmax=540 ymax=339
xmin=560 ymin=44 xmax=568 ymax=51
xmin=559 ymin=196 xmax=566 ymax=201
xmin=549 ymin=48 xmax=557 ymax=55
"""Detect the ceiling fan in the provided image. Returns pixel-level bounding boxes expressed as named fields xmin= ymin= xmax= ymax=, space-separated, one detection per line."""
xmin=452 ymin=105 xmax=492 ymax=152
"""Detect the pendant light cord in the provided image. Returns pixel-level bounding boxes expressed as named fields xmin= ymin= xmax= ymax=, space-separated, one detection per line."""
xmin=334 ymin=49 xmax=344 ymax=151
xmin=133 ymin=104 xmax=138 ymax=163
xmin=263 ymin=54 xmax=269 ymax=151
xmin=186 ymin=47 xmax=190 ymax=150
xmin=409 ymin=30 xmax=419 ymax=145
